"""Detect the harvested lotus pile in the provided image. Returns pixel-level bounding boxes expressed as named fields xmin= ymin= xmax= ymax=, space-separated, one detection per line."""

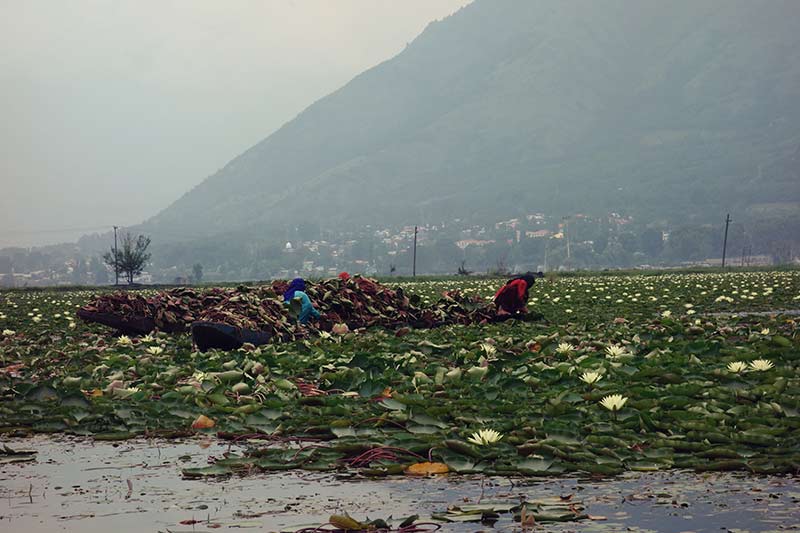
xmin=78 ymin=276 xmax=501 ymax=338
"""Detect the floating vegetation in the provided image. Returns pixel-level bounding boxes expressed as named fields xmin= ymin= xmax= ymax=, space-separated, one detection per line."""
xmin=1 ymin=271 xmax=799 ymax=476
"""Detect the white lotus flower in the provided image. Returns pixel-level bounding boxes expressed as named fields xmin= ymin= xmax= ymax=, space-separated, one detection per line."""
xmin=467 ymin=429 xmax=504 ymax=446
xmin=192 ymin=371 xmax=210 ymax=383
xmin=661 ymin=310 xmax=672 ymax=318
xmin=2 ymin=329 xmax=15 ymax=336
xmin=117 ymin=335 xmax=133 ymax=346
xmin=480 ymin=343 xmax=497 ymax=356
xmin=146 ymin=346 xmax=164 ymax=355
xmin=599 ymin=394 xmax=628 ymax=412
xmin=579 ymin=371 xmax=602 ymax=385
xmin=726 ymin=361 xmax=747 ymax=373
xmin=605 ymin=344 xmax=628 ymax=358
xmin=141 ymin=334 xmax=156 ymax=343
xmin=556 ymin=342 xmax=574 ymax=355
xmin=749 ymin=359 xmax=774 ymax=371
xmin=760 ymin=328 xmax=770 ymax=335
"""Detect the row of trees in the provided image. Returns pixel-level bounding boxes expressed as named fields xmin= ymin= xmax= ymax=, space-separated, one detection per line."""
xmin=2 ymin=213 xmax=798 ymax=284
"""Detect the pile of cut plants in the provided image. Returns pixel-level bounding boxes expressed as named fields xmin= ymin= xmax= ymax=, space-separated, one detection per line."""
xmin=77 ymin=276 xmax=497 ymax=339
xmin=1 ymin=271 xmax=798 ymax=477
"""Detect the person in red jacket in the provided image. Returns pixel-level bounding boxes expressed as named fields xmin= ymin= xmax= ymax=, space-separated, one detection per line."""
xmin=493 ymin=272 xmax=543 ymax=317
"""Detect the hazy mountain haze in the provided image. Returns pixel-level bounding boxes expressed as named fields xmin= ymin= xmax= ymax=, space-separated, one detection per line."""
xmin=0 ymin=0 xmax=470 ymax=247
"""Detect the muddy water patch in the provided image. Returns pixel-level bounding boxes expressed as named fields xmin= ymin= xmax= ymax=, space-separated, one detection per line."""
xmin=0 ymin=436 xmax=798 ymax=532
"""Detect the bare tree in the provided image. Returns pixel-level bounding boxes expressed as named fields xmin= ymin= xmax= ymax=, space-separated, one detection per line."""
xmin=103 ymin=232 xmax=152 ymax=284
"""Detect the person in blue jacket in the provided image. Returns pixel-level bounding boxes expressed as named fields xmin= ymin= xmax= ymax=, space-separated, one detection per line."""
xmin=283 ymin=278 xmax=320 ymax=325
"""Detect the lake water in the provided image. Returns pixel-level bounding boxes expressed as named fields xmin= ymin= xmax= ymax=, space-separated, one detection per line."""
xmin=1 ymin=436 xmax=798 ymax=532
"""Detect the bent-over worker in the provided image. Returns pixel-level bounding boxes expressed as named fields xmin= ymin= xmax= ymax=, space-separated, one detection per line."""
xmin=493 ymin=272 xmax=543 ymax=317
xmin=283 ymin=278 xmax=321 ymax=325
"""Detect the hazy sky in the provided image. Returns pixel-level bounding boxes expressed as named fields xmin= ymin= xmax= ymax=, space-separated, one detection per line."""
xmin=0 ymin=0 xmax=470 ymax=248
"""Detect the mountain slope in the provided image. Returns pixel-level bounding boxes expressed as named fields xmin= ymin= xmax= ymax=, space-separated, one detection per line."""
xmin=142 ymin=0 xmax=800 ymax=242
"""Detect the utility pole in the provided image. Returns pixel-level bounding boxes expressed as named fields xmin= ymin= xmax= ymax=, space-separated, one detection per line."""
xmin=412 ymin=226 xmax=418 ymax=277
xmin=721 ymin=214 xmax=731 ymax=269
xmin=543 ymin=240 xmax=549 ymax=272
xmin=113 ymin=225 xmax=119 ymax=285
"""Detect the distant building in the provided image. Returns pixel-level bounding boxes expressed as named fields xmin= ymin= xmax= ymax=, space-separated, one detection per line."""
xmin=609 ymin=213 xmax=633 ymax=226
xmin=526 ymin=213 xmax=546 ymax=222
xmin=525 ymin=230 xmax=551 ymax=239
xmin=456 ymin=239 xmax=496 ymax=249
xmin=690 ymin=255 xmax=773 ymax=267
xmin=495 ymin=218 xmax=520 ymax=230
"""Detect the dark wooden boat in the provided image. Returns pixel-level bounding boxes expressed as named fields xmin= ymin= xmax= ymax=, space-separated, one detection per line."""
xmin=191 ymin=321 xmax=271 ymax=352
xmin=77 ymin=309 xmax=185 ymax=335
xmin=77 ymin=309 xmax=157 ymax=336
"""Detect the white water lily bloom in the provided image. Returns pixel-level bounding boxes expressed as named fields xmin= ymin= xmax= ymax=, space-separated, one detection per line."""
xmin=467 ymin=429 xmax=504 ymax=446
xmin=480 ymin=343 xmax=497 ymax=356
xmin=141 ymin=334 xmax=156 ymax=343
xmin=556 ymin=342 xmax=574 ymax=355
xmin=760 ymin=328 xmax=770 ymax=335
xmin=605 ymin=344 xmax=628 ymax=358
xmin=726 ymin=361 xmax=748 ymax=373
xmin=146 ymin=346 xmax=164 ymax=356
xmin=749 ymin=359 xmax=774 ymax=371
xmin=2 ymin=329 xmax=15 ymax=336
xmin=599 ymin=394 xmax=628 ymax=412
xmin=661 ymin=310 xmax=672 ymax=318
xmin=117 ymin=335 xmax=133 ymax=346
xmin=687 ymin=309 xmax=696 ymax=315
xmin=579 ymin=371 xmax=602 ymax=385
